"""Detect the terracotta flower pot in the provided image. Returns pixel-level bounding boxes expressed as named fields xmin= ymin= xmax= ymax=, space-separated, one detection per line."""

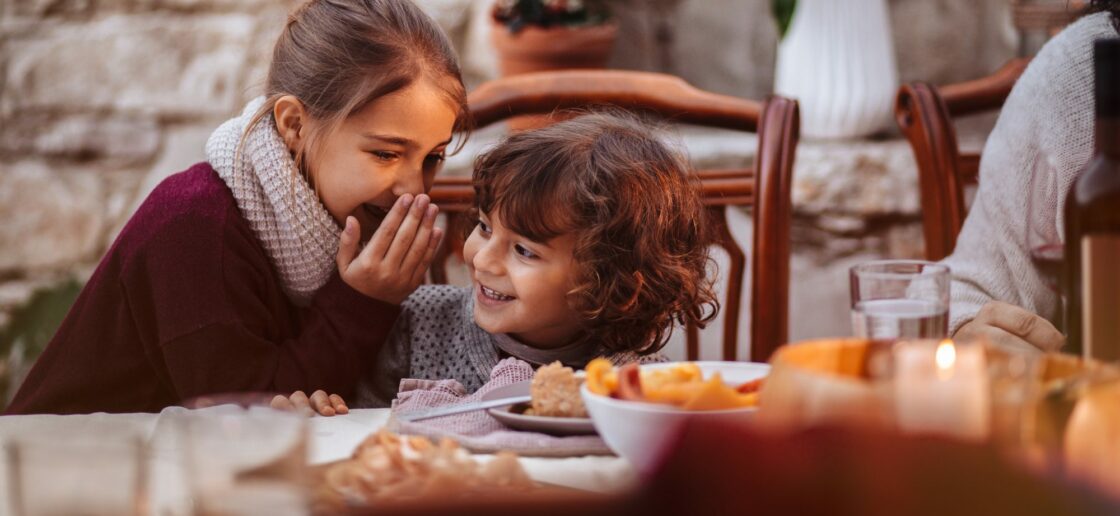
xmin=490 ymin=20 xmax=618 ymax=130
xmin=490 ymin=20 xmax=619 ymax=77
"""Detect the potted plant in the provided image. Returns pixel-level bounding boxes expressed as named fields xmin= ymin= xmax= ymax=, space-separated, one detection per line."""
xmin=490 ymin=0 xmax=619 ymax=77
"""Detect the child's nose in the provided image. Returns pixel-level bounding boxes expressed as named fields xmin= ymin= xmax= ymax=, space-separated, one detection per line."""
xmin=471 ymin=240 xmax=505 ymax=276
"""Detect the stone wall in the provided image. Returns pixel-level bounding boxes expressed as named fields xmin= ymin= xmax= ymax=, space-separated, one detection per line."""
xmin=0 ymin=0 xmax=1019 ymax=348
xmin=0 ymin=0 xmax=295 ymax=278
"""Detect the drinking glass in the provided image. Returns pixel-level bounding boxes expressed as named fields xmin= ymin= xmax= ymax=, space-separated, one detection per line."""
xmin=6 ymin=432 xmax=148 ymax=516
xmin=176 ymin=407 xmax=309 ymax=516
xmin=850 ymin=260 xmax=950 ymax=339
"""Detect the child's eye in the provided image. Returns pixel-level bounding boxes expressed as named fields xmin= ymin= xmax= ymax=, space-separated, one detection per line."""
xmin=477 ymin=220 xmax=491 ymax=235
xmin=370 ymin=151 xmax=398 ymax=161
xmin=425 ymin=152 xmax=446 ymax=164
xmin=514 ymin=244 xmax=538 ymax=259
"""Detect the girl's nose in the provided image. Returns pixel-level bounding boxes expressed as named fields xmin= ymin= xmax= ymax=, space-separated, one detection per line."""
xmin=390 ymin=165 xmax=426 ymax=197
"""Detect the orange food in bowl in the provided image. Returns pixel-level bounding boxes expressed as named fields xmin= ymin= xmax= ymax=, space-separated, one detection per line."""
xmin=584 ymin=359 xmax=762 ymax=411
xmin=580 ymin=360 xmax=770 ymax=472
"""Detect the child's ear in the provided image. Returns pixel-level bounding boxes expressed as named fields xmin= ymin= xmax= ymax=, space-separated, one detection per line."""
xmin=273 ymin=95 xmax=307 ymax=152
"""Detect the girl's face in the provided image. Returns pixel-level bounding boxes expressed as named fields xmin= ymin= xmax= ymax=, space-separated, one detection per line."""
xmin=463 ymin=211 xmax=583 ymax=349
xmin=284 ymin=79 xmax=458 ymax=242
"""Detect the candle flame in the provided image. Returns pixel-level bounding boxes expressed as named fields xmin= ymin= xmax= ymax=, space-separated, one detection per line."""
xmin=935 ymin=339 xmax=956 ymax=379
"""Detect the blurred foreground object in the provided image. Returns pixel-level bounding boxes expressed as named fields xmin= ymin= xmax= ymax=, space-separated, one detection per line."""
xmin=313 ymin=430 xmax=536 ymax=514
xmin=175 ymin=407 xmax=309 ymax=516
xmin=759 ymin=338 xmax=893 ymax=430
xmin=7 ymin=428 xmax=147 ymax=515
xmin=1065 ymin=380 xmax=1120 ymax=498
xmin=352 ymin=418 xmax=1120 ymax=516
xmin=760 ymin=337 xmax=1120 ymax=475
xmin=640 ymin=419 xmax=1119 ymax=516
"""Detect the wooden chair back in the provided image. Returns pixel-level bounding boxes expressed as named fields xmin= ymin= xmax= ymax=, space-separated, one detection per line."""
xmin=895 ymin=58 xmax=1030 ymax=261
xmin=429 ymin=70 xmax=799 ymax=363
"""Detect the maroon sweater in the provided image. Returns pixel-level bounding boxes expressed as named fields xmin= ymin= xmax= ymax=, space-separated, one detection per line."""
xmin=6 ymin=163 xmax=399 ymax=414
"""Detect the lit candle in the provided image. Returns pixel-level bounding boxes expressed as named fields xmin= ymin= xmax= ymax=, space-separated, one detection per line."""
xmin=893 ymin=339 xmax=990 ymax=441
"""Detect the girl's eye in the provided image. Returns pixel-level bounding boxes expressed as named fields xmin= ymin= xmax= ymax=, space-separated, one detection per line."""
xmin=371 ymin=151 xmax=398 ymax=161
xmin=514 ymin=244 xmax=538 ymax=259
xmin=425 ymin=152 xmax=446 ymax=165
xmin=477 ymin=220 xmax=491 ymax=235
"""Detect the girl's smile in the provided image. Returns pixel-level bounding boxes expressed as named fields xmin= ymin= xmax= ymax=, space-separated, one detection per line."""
xmin=356 ymin=203 xmax=394 ymax=241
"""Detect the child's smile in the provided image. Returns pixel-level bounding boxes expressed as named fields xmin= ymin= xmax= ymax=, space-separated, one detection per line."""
xmin=478 ymin=283 xmax=516 ymax=303
xmin=464 ymin=212 xmax=583 ymax=349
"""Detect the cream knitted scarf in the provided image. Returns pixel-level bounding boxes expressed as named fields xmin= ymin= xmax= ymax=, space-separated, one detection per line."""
xmin=205 ymin=97 xmax=341 ymax=305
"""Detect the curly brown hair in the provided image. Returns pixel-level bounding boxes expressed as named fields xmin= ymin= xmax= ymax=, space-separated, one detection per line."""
xmin=472 ymin=111 xmax=719 ymax=355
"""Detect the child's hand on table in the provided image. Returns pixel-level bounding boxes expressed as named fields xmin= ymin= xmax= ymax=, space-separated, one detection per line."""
xmin=337 ymin=193 xmax=443 ymax=305
xmin=271 ymin=390 xmax=349 ymax=417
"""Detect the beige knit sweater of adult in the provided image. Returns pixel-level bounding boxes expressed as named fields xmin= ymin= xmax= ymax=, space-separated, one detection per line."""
xmin=944 ymin=13 xmax=1118 ymax=334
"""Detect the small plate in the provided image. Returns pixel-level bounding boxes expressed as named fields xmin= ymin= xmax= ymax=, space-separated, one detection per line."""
xmin=482 ymin=381 xmax=597 ymax=436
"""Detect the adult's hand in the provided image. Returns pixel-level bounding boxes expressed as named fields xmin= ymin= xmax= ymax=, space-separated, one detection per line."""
xmin=954 ymin=300 xmax=1065 ymax=353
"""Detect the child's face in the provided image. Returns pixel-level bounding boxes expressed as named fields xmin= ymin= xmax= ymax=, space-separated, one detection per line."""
xmin=305 ymin=79 xmax=458 ymax=243
xmin=463 ymin=211 xmax=583 ymax=349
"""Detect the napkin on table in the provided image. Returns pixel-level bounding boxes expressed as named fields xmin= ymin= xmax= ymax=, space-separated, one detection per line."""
xmin=388 ymin=358 xmax=611 ymax=457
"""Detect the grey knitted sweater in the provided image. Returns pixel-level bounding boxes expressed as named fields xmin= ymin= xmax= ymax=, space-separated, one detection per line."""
xmin=354 ymin=285 xmax=665 ymax=408
xmin=944 ymin=13 xmax=1117 ymax=334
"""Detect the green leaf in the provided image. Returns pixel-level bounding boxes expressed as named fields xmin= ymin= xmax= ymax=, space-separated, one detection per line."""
xmin=0 ymin=280 xmax=82 ymax=359
xmin=772 ymin=0 xmax=797 ymax=38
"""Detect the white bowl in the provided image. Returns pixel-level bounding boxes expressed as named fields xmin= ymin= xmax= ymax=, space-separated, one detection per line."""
xmin=580 ymin=361 xmax=770 ymax=473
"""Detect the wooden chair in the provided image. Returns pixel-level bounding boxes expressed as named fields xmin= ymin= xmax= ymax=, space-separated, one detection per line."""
xmin=895 ymin=58 xmax=1030 ymax=261
xmin=428 ymin=70 xmax=799 ymax=363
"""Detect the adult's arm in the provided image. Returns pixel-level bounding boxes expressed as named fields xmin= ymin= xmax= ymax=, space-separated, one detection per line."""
xmin=943 ymin=16 xmax=1105 ymax=347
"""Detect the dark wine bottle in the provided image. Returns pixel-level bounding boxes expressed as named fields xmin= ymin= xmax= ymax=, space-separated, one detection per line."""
xmin=1063 ymin=38 xmax=1120 ymax=360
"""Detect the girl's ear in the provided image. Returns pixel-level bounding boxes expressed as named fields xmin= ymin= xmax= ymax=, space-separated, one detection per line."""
xmin=273 ymin=95 xmax=307 ymax=152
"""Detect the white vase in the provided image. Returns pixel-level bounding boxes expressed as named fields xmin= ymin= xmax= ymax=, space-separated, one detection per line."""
xmin=774 ymin=0 xmax=899 ymax=140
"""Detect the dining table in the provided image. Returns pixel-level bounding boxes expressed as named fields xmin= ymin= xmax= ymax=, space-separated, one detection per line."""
xmin=0 ymin=407 xmax=638 ymax=516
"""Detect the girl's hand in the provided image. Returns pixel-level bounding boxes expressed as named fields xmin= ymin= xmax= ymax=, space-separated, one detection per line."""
xmin=336 ymin=193 xmax=443 ymax=304
xmin=270 ymin=390 xmax=349 ymax=417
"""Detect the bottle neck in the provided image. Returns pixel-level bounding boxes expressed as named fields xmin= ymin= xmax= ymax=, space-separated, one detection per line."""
xmin=1097 ymin=117 xmax=1120 ymax=159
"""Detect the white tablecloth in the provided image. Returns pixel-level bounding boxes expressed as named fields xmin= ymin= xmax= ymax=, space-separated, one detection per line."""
xmin=0 ymin=408 xmax=636 ymax=515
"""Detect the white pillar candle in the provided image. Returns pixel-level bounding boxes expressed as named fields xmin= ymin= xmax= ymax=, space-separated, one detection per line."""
xmin=893 ymin=340 xmax=990 ymax=441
